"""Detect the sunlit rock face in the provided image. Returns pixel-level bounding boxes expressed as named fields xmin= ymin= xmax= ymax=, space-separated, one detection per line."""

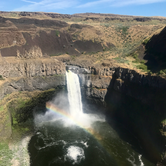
xmin=0 ymin=58 xmax=66 ymax=78
xmin=66 ymin=65 xmax=91 ymax=74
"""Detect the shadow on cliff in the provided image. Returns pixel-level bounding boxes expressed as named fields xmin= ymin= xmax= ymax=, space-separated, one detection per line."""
xmin=104 ymin=69 xmax=166 ymax=164
xmin=143 ymin=26 xmax=166 ymax=73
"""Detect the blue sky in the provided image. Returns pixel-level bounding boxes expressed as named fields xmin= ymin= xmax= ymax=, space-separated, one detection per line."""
xmin=0 ymin=0 xmax=166 ymax=17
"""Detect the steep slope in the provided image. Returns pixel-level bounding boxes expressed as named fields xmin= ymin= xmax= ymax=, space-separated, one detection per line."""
xmin=144 ymin=26 xmax=166 ymax=72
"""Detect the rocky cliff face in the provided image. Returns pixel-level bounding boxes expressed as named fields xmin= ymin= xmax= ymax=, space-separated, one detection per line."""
xmin=0 ymin=57 xmax=65 ymax=78
xmin=80 ymin=66 xmax=166 ymax=101
xmin=0 ymin=57 xmax=66 ymax=100
xmin=0 ymin=57 xmax=66 ymax=140
xmin=75 ymin=65 xmax=166 ymax=164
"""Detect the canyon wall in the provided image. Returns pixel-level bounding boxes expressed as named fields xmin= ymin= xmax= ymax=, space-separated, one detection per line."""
xmin=78 ymin=66 xmax=166 ymax=164
xmin=0 ymin=57 xmax=66 ymax=100
xmin=0 ymin=58 xmax=66 ymax=140
xmin=0 ymin=59 xmax=166 ymax=164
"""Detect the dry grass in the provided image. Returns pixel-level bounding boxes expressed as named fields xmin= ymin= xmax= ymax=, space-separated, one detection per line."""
xmin=0 ymin=12 xmax=166 ymax=74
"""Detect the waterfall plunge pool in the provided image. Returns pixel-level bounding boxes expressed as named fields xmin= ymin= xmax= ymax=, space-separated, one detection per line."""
xmin=27 ymin=70 xmax=155 ymax=166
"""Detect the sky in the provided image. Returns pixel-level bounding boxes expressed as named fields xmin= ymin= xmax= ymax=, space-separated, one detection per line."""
xmin=0 ymin=0 xmax=166 ymax=17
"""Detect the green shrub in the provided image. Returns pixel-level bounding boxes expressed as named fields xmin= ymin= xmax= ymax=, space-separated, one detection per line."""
xmin=137 ymin=64 xmax=148 ymax=71
xmin=159 ymin=70 xmax=165 ymax=75
xmin=159 ymin=69 xmax=166 ymax=75
xmin=133 ymin=53 xmax=138 ymax=59
xmin=55 ymin=30 xmax=60 ymax=37
xmin=104 ymin=23 xmax=110 ymax=27
xmin=0 ymin=106 xmax=3 ymax=112
xmin=147 ymin=71 xmax=153 ymax=75
xmin=116 ymin=26 xmax=129 ymax=36
xmin=113 ymin=57 xmax=129 ymax=64
xmin=142 ymin=38 xmax=149 ymax=45
xmin=0 ymin=75 xmax=4 ymax=80
xmin=121 ymin=26 xmax=129 ymax=35
xmin=162 ymin=69 xmax=166 ymax=73
xmin=50 ymin=53 xmax=62 ymax=56
xmin=131 ymin=53 xmax=142 ymax=63
xmin=140 ymin=60 xmax=145 ymax=63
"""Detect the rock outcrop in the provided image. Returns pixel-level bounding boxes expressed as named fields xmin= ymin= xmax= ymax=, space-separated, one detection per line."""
xmin=0 ymin=57 xmax=66 ymax=101
xmin=80 ymin=66 xmax=166 ymax=102
xmin=0 ymin=58 xmax=65 ymax=78
xmin=75 ymin=65 xmax=166 ymax=165
xmin=0 ymin=75 xmax=65 ymax=101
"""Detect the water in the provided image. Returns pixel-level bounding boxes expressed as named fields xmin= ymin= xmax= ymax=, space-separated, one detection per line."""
xmin=66 ymin=70 xmax=83 ymax=118
xmin=28 ymin=70 xmax=155 ymax=166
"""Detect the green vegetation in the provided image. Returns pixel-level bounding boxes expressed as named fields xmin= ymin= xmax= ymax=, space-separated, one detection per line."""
xmin=121 ymin=26 xmax=129 ymax=35
xmin=0 ymin=106 xmax=3 ymax=112
xmin=0 ymin=75 xmax=4 ymax=80
xmin=158 ymin=69 xmax=166 ymax=75
xmin=103 ymin=48 xmax=106 ymax=51
xmin=50 ymin=53 xmax=62 ymax=56
xmin=55 ymin=30 xmax=60 ymax=37
xmin=100 ymin=23 xmax=111 ymax=27
xmin=142 ymin=38 xmax=150 ymax=45
xmin=0 ymin=142 xmax=13 ymax=166
xmin=161 ymin=119 xmax=166 ymax=124
xmin=9 ymin=12 xmax=18 ymax=17
xmin=137 ymin=64 xmax=148 ymax=71
xmin=113 ymin=57 xmax=129 ymax=64
xmin=104 ymin=23 xmax=110 ymax=28
xmin=71 ymin=55 xmax=76 ymax=60
xmin=116 ymin=25 xmax=129 ymax=36
xmin=126 ymin=52 xmax=149 ymax=72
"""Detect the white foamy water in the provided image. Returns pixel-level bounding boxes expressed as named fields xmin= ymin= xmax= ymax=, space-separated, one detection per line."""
xmin=66 ymin=70 xmax=83 ymax=118
xmin=65 ymin=70 xmax=105 ymax=128
xmin=139 ymin=155 xmax=144 ymax=166
xmin=65 ymin=146 xmax=85 ymax=164
xmin=34 ymin=70 xmax=105 ymax=129
xmin=127 ymin=154 xmax=145 ymax=166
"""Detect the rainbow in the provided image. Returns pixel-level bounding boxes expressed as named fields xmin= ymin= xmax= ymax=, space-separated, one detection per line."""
xmin=46 ymin=101 xmax=102 ymax=140
xmin=46 ymin=102 xmax=159 ymax=166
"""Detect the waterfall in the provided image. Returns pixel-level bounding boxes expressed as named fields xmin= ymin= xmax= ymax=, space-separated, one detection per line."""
xmin=66 ymin=70 xmax=83 ymax=118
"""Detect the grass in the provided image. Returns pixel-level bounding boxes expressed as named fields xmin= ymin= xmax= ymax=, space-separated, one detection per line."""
xmin=100 ymin=23 xmax=111 ymax=27
xmin=55 ymin=30 xmax=60 ymax=37
xmin=0 ymin=106 xmax=3 ymax=112
xmin=0 ymin=142 xmax=13 ymax=166
xmin=129 ymin=52 xmax=149 ymax=72
xmin=142 ymin=38 xmax=150 ymax=45
xmin=137 ymin=64 xmax=148 ymax=71
xmin=115 ymin=25 xmax=129 ymax=36
xmin=161 ymin=119 xmax=166 ymax=124
xmin=0 ymin=75 xmax=4 ymax=80
xmin=50 ymin=52 xmax=63 ymax=56
xmin=113 ymin=57 xmax=129 ymax=64
xmin=71 ymin=55 xmax=76 ymax=61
